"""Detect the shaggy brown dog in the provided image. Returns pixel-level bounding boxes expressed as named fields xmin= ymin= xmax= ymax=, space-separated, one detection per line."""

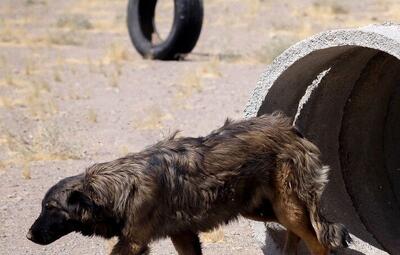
xmin=27 ymin=113 xmax=350 ymax=255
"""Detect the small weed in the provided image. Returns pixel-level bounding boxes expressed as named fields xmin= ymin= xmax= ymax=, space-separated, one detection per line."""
xmin=0 ymin=55 xmax=5 ymax=67
xmin=22 ymin=162 xmax=31 ymax=179
xmin=98 ymin=60 xmax=108 ymax=77
xmin=1 ymin=123 xmax=81 ymax=166
xmin=114 ymin=62 xmax=122 ymax=76
xmin=48 ymin=31 xmax=84 ymax=46
xmin=0 ymin=161 xmax=5 ymax=171
xmin=255 ymin=35 xmax=299 ymax=64
xmin=68 ymin=89 xmax=90 ymax=100
xmin=70 ymin=65 xmax=77 ymax=75
xmin=175 ymin=58 xmax=222 ymax=100
xmin=87 ymin=57 xmax=97 ymax=73
xmin=119 ymin=145 xmax=129 ymax=156
xmin=177 ymin=72 xmax=202 ymax=98
xmin=103 ymin=43 xmax=132 ymax=65
xmin=312 ymin=0 xmax=348 ymax=15
xmin=109 ymin=70 xmax=119 ymax=88
xmin=198 ymin=57 xmax=222 ymax=79
xmin=0 ymin=97 xmax=11 ymax=108
xmin=25 ymin=79 xmax=58 ymax=119
xmin=25 ymin=0 xmax=47 ymax=5
xmin=0 ymin=97 xmax=16 ymax=108
xmin=56 ymin=14 xmax=93 ymax=30
xmin=25 ymin=59 xmax=37 ymax=76
xmin=53 ymin=68 xmax=62 ymax=82
xmin=245 ymin=0 xmax=262 ymax=17
xmin=133 ymin=106 xmax=173 ymax=130
xmin=0 ymin=27 xmax=21 ymax=44
xmin=87 ymin=109 xmax=98 ymax=123
xmin=5 ymin=70 xmax=15 ymax=86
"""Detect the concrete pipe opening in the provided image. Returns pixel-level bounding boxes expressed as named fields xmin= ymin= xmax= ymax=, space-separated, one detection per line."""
xmin=245 ymin=24 xmax=400 ymax=254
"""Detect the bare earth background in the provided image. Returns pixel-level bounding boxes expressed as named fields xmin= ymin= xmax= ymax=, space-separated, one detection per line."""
xmin=0 ymin=0 xmax=399 ymax=254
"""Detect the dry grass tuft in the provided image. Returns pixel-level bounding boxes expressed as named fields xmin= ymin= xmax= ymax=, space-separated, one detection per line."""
xmin=176 ymin=59 xmax=221 ymax=99
xmin=175 ymin=58 xmax=223 ymax=101
xmin=244 ymin=0 xmax=263 ymax=17
xmin=68 ymin=89 xmax=90 ymax=101
xmin=87 ymin=57 xmax=97 ymax=73
xmin=97 ymin=43 xmax=134 ymax=87
xmin=22 ymin=162 xmax=32 ymax=179
xmin=108 ymin=70 xmax=119 ymax=88
xmin=1 ymin=57 xmax=18 ymax=87
xmin=176 ymin=71 xmax=203 ymax=99
xmin=47 ymin=31 xmax=85 ymax=46
xmin=198 ymin=57 xmax=222 ymax=79
xmin=25 ymin=0 xmax=48 ymax=5
xmin=56 ymin=14 xmax=93 ymax=30
xmin=119 ymin=145 xmax=130 ymax=157
xmin=87 ymin=109 xmax=98 ymax=123
xmin=25 ymin=79 xmax=58 ymax=119
xmin=255 ymin=35 xmax=299 ymax=64
xmin=25 ymin=58 xmax=37 ymax=76
xmin=0 ymin=161 xmax=6 ymax=171
xmin=133 ymin=106 xmax=173 ymax=130
xmin=4 ymin=70 xmax=16 ymax=86
xmin=53 ymin=67 xmax=62 ymax=82
xmin=0 ymin=97 xmax=11 ymax=108
xmin=0 ymin=97 xmax=18 ymax=109
xmin=298 ymin=0 xmax=350 ymax=27
xmin=103 ymin=43 xmax=132 ymax=64
xmin=1 ymin=123 xmax=81 ymax=168
xmin=312 ymin=0 xmax=348 ymax=15
xmin=200 ymin=227 xmax=225 ymax=243
xmin=0 ymin=27 xmax=22 ymax=44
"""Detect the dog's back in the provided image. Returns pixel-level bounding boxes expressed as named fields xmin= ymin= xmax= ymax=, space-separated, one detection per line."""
xmin=131 ymin=113 xmax=307 ymax=230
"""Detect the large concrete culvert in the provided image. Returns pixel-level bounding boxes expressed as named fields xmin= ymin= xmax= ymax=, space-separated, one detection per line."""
xmin=245 ymin=24 xmax=400 ymax=254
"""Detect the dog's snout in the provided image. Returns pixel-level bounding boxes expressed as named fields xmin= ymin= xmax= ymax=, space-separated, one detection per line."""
xmin=26 ymin=230 xmax=33 ymax=241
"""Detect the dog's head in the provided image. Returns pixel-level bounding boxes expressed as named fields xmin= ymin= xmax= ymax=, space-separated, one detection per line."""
xmin=27 ymin=174 xmax=95 ymax=245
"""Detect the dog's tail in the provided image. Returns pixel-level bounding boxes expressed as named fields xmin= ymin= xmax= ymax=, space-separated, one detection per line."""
xmin=279 ymin=136 xmax=352 ymax=250
xmin=309 ymin=196 xmax=352 ymax=249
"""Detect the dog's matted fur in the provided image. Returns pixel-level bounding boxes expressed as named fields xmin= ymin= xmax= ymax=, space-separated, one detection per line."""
xmin=28 ymin=113 xmax=351 ymax=255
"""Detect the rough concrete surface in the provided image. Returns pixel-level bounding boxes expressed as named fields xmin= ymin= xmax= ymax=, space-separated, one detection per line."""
xmin=245 ymin=24 xmax=400 ymax=254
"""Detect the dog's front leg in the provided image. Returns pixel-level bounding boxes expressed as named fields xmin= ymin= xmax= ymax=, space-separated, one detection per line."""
xmin=110 ymin=239 xmax=149 ymax=255
xmin=170 ymin=230 xmax=202 ymax=255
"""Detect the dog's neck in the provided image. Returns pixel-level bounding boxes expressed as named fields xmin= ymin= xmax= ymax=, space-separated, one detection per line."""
xmin=83 ymin=160 xmax=143 ymax=217
xmin=77 ymin=207 xmax=124 ymax=239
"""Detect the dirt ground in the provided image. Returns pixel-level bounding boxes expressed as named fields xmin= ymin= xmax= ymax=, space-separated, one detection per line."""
xmin=0 ymin=0 xmax=399 ymax=254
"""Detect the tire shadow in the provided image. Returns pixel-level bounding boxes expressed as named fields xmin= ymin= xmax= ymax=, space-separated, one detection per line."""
xmin=189 ymin=52 xmax=243 ymax=62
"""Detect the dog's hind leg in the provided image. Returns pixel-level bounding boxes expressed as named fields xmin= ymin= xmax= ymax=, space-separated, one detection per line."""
xmin=272 ymin=193 xmax=329 ymax=255
xmin=170 ymin=230 xmax=202 ymax=255
xmin=284 ymin=231 xmax=300 ymax=255
xmin=242 ymin=201 xmax=301 ymax=255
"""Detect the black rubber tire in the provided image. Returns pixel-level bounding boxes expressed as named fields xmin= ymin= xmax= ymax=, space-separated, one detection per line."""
xmin=127 ymin=0 xmax=203 ymax=60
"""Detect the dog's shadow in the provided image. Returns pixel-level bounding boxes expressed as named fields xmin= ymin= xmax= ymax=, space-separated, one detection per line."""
xmin=261 ymin=226 xmax=366 ymax=255
xmin=337 ymin=249 xmax=366 ymax=255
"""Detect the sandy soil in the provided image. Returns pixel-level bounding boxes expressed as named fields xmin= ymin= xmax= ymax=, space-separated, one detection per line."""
xmin=0 ymin=0 xmax=399 ymax=254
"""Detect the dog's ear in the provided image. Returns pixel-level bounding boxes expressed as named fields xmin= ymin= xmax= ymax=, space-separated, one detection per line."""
xmin=67 ymin=191 xmax=94 ymax=220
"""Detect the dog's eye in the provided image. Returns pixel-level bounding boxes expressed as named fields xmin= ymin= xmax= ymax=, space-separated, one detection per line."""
xmin=45 ymin=203 xmax=55 ymax=209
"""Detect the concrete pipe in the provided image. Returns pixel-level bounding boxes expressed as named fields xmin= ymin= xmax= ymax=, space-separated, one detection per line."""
xmin=245 ymin=23 xmax=400 ymax=255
